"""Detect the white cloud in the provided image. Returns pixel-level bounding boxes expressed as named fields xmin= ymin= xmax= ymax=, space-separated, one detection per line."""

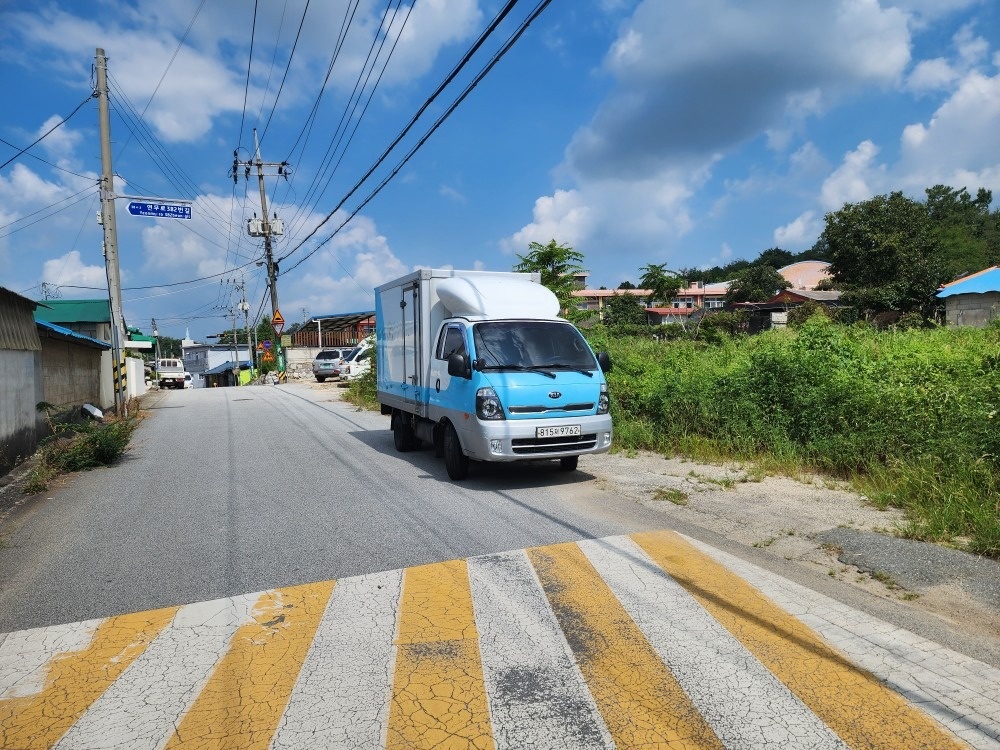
xmin=774 ymin=211 xmax=821 ymax=249
xmin=0 ymin=164 xmax=69 ymax=206
xmin=568 ymin=0 xmax=911 ymax=179
xmin=36 ymin=116 xmax=83 ymax=159
xmin=42 ymin=251 xmax=107 ymax=290
xmin=439 ymin=185 xmax=466 ymax=204
xmin=906 ymin=58 xmax=959 ymax=92
xmin=504 ymin=189 xmax=593 ymax=254
xmin=820 ymin=140 xmax=884 ymax=209
xmin=897 ymin=69 xmax=1000 ymax=193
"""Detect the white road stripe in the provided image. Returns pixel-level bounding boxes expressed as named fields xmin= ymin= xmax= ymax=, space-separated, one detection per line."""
xmin=269 ymin=569 xmax=402 ymax=750
xmin=579 ymin=536 xmax=850 ymax=750
xmin=468 ymin=551 xmax=614 ymax=750
xmin=0 ymin=620 xmax=98 ymax=700
xmin=53 ymin=594 xmax=258 ymax=750
xmin=681 ymin=534 xmax=1000 ymax=750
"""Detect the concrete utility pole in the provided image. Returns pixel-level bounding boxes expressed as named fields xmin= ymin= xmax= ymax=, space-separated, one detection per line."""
xmin=96 ymin=47 xmax=127 ymax=415
xmin=235 ymin=279 xmax=253 ymax=378
xmin=232 ymin=129 xmax=289 ymax=375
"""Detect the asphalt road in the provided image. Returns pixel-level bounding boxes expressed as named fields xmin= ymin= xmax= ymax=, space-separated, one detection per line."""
xmin=0 ymin=383 xmax=668 ymax=632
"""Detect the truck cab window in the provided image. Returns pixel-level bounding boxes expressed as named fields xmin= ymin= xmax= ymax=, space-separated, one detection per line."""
xmin=436 ymin=325 xmax=466 ymax=360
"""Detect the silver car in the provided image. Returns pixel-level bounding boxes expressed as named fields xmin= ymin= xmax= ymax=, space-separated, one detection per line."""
xmin=312 ymin=349 xmax=349 ymax=382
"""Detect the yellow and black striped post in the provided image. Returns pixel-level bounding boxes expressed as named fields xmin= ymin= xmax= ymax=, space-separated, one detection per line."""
xmin=112 ymin=357 xmax=127 ymax=414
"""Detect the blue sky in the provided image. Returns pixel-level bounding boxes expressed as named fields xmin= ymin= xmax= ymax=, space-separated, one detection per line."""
xmin=2 ymin=0 xmax=999 ymax=341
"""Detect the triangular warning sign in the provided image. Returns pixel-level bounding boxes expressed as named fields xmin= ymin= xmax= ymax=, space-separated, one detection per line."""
xmin=272 ymin=310 xmax=284 ymax=325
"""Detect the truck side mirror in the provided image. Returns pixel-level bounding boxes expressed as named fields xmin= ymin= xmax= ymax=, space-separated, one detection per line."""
xmin=597 ymin=351 xmax=612 ymax=373
xmin=448 ymin=353 xmax=471 ymax=379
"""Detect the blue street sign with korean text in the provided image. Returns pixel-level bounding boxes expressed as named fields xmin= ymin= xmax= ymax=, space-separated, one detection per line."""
xmin=127 ymin=201 xmax=192 ymax=219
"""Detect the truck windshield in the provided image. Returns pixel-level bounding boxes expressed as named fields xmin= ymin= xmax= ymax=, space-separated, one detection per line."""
xmin=472 ymin=321 xmax=597 ymax=373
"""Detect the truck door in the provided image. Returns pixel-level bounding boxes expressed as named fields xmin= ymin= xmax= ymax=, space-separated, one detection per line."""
xmin=428 ymin=322 xmax=473 ymax=423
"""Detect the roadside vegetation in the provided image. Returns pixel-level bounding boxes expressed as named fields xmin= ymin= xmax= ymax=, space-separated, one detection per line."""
xmin=23 ymin=402 xmax=140 ymax=494
xmin=585 ymin=317 xmax=999 ymax=557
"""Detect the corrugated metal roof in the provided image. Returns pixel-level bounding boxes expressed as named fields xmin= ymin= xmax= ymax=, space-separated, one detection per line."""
xmin=937 ymin=267 xmax=1000 ymax=297
xmin=0 ymin=287 xmax=42 ymax=351
xmin=35 ymin=320 xmax=112 ymax=349
xmin=204 ymin=360 xmax=252 ymax=375
xmin=33 ymin=298 xmax=111 ymax=325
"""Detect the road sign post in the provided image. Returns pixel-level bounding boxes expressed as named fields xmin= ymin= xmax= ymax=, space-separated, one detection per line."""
xmin=271 ymin=311 xmax=286 ymax=379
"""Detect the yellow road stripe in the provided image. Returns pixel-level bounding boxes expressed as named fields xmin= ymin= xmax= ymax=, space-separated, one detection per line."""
xmin=163 ymin=580 xmax=334 ymax=750
xmin=388 ymin=559 xmax=494 ymax=750
xmin=632 ymin=530 xmax=966 ymax=749
xmin=527 ymin=543 xmax=724 ymax=750
xmin=0 ymin=606 xmax=177 ymax=750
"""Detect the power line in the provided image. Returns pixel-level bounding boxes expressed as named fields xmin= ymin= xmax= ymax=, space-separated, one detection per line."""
xmin=281 ymin=0 xmax=521 ymax=260
xmin=0 ymin=95 xmax=94 ymax=172
xmin=0 ymin=187 xmax=99 ymax=239
xmin=237 ymin=0 xmax=260 ymax=152
xmin=259 ymin=0 xmax=312 ymax=145
xmin=0 ymin=137 xmax=93 ymax=180
xmin=282 ymin=0 xmax=553 ymax=276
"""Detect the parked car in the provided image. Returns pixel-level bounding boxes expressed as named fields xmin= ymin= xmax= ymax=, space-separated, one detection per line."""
xmin=340 ymin=338 xmax=373 ymax=381
xmin=183 ymin=371 xmax=194 ymax=389
xmin=312 ymin=348 xmax=349 ymax=382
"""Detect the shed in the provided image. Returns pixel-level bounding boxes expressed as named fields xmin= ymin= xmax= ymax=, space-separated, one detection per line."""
xmin=0 ymin=288 xmax=44 ymax=473
xmin=937 ymin=266 xmax=1000 ymax=327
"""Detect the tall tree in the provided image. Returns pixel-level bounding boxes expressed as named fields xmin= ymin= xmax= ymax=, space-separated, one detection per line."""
xmin=723 ymin=264 xmax=791 ymax=304
xmin=513 ymin=240 xmax=586 ymax=320
xmin=638 ymin=263 xmax=684 ymax=307
xmin=823 ymin=191 xmax=948 ymax=318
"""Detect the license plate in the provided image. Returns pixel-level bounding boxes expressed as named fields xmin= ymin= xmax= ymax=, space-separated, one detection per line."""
xmin=536 ymin=425 xmax=581 ymax=438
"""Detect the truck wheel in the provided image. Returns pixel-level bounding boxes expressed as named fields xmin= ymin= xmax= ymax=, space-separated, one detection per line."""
xmin=443 ymin=423 xmax=469 ymax=480
xmin=392 ymin=412 xmax=417 ymax=452
xmin=316 ymin=376 xmax=325 ymax=383
xmin=559 ymin=456 xmax=579 ymax=471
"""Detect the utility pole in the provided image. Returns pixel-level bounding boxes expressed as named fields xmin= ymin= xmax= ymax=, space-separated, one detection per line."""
xmin=235 ymin=279 xmax=253 ymax=378
xmin=96 ymin=47 xmax=127 ymax=415
xmin=230 ymin=307 xmax=239 ymax=386
xmin=232 ymin=129 xmax=289 ymax=377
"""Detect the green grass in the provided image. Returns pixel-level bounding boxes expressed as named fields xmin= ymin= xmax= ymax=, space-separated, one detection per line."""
xmin=651 ymin=486 xmax=689 ymax=505
xmin=23 ymin=407 xmax=139 ymax=494
xmin=588 ymin=317 xmax=1000 ymax=557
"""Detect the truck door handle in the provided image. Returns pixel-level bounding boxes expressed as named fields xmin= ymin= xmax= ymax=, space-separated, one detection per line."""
xmin=435 ymin=378 xmax=441 ymax=393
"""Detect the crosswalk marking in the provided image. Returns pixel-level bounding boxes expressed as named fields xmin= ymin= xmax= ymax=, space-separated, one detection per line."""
xmin=579 ymin=536 xmax=849 ymax=750
xmin=53 ymin=595 xmax=259 ymax=750
xmin=632 ymin=530 xmax=967 ymax=749
xmin=388 ymin=559 xmax=494 ymax=750
xmin=468 ymin=551 xmax=614 ymax=749
xmin=0 ymin=531 xmax=991 ymax=749
xmin=528 ymin=542 xmax=724 ymax=749
xmin=270 ymin=570 xmax=402 ymax=749
xmin=0 ymin=606 xmax=177 ymax=750
xmin=162 ymin=581 xmax=334 ymax=750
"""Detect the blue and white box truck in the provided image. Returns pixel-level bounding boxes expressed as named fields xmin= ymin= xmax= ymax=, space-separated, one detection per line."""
xmin=375 ymin=269 xmax=613 ymax=480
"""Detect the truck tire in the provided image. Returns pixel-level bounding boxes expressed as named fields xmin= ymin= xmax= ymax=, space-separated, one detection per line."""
xmin=392 ymin=412 xmax=417 ymax=452
xmin=443 ymin=423 xmax=469 ymax=480
xmin=559 ymin=456 xmax=579 ymax=471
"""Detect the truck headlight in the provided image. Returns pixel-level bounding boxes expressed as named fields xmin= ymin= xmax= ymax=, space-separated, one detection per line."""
xmin=476 ymin=387 xmax=505 ymax=420
xmin=597 ymin=383 xmax=610 ymax=414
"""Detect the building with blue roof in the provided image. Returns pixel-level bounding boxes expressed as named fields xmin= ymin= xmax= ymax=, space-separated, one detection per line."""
xmin=937 ymin=266 xmax=1000 ymax=327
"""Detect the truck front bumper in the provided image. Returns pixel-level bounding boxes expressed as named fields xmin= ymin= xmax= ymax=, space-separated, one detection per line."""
xmin=458 ymin=414 xmax=613 ymax=462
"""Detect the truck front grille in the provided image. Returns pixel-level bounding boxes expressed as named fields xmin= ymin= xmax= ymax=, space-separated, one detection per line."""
xmin=508 ymin=403 xmax=594 ymax=414
xmin=511 ymin=433 xmax=598 ymax=455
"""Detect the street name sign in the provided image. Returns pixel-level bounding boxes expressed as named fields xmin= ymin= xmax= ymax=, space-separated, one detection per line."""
xmin=127 ymin=201 xmax=192 ymax=219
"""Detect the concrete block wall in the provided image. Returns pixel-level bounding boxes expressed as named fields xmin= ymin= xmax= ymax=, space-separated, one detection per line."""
xmin=945 ymin=292 xmax=1000 ymax=327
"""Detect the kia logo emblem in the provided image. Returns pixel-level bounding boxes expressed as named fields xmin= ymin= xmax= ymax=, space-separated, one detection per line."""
xmin=548 ymin=391 xmax=562 ymax=399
